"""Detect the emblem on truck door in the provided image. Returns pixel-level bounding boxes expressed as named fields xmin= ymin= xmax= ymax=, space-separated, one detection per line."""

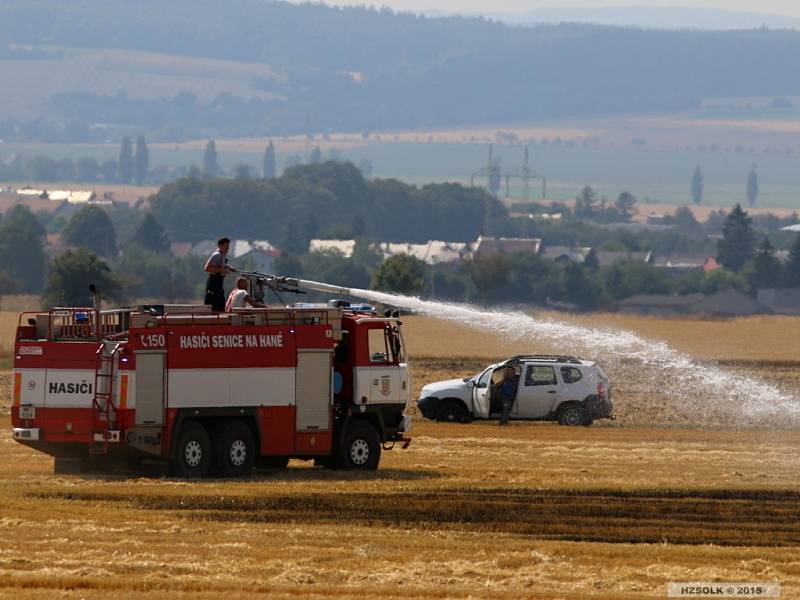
xmin=381 ymin=376 xmax=391 ymax=396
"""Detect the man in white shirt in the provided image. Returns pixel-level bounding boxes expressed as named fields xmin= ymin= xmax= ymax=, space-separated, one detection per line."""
xmin=225 ymin=277 xmax=264 ymax=312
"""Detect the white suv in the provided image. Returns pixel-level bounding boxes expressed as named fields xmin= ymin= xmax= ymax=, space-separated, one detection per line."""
xmin=417 ymin=355 xmax=612 ymax=426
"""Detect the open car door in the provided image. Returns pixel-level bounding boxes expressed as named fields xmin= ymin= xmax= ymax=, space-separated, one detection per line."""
xmin=471 ymin=367 xmax=493 ymax=419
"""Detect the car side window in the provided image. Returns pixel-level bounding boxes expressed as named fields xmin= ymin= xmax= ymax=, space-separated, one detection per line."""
xmin=524 ymin=365 xmax=556 ymax=386
xmin=560 ymin=366 xmax=583 ymax=384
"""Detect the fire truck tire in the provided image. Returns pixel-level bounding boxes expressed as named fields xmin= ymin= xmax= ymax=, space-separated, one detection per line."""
xmin=337 ymin=420 xmax=381 ymax=470
xmin=172 ymin=421 xmax=213 ymax=478
xmin=213 ymin=420 xmax=256 ymax=478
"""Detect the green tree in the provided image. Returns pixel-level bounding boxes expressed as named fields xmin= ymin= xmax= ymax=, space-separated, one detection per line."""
xmin=300 ymin=250 xmax=371 ymax=290
xmin=744 ymin=238 xmax=782 ymax=291
xmin=27 ymin=155 xmax=58 ymax=182
xmin=700 ymin=268 xmax=748 ymax=294
xmin=783 ymin=234 xmax=800 ymax=287
xmin=101 ymin=159 xmax=118 ymax=183
xmin=131 ymin=213 xmax=170 ymax=253
xmin=468 ymin=253 xmax=509 ymax=301
xmin=717 ymin=204 xmax=755 ymax=272
xmin=114 ymin=245 xmax=196 ymax=301
xmin=0 ymin=270 xmax=19 ymax=295
xmin=599 ymin=260 xmax=671 ymax=300
xmin=671 ymin=205 xmax=701 ymax=232
xmin=262 ymin=141 xmax=276 ymax=179
xmin=614 ymin=191 xmax=637 ymax=221
xmin=0 ymin=205 xmax=46 ymax=292
xmin=76 ymin=157 xmax=100 ymax=182
xmin=233 ymin=163 xmax=254 ymax=180
xmin=746 ymin=164 xmax=759 ymax=207
xmin=134 ymin=136 xmax=149 ymax=185
xmin=371 ymin=254 xmax=427 ymax=295
xmin=562 ymin=262 xmax=600 ymax=310
xmin=118 ymin=136 xmax=134 ymax=184
xmin=56 ymin=158 xmax=75 ymax=181
xmin=691 ymin=165 xmax=704 ymax=205
xmin=574 ymin=185 xmax=598 ymax=218
xmin=309 ymin=145 xmax=322 ymax=165
xmin=44 ymin=248 xmax=122 ymax=307
xmin=203 ymin=139 xmax=219 ymax=177
xmin=63 ymin=205 xmax=118 ymax=257
xmin=582 ymin=250 xmax=599 ymax=271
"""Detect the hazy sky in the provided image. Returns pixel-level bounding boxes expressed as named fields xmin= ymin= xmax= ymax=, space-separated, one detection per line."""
xmin=312 ymin=1 xmax=800 ymax=18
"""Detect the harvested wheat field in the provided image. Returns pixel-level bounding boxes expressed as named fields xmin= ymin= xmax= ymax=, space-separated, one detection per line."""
xmin=1 ymin=312 xmax=799 ymax=598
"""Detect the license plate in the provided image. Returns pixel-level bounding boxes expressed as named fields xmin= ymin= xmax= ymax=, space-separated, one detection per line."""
xmin=19 ymin=406 xmax=35 ymax=419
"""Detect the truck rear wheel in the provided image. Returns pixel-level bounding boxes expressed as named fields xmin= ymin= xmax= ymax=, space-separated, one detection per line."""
xmin=337 ymin=420 xmax=381 ymax=471
xmin=172 ymin=421 xmax=212 ymax=478
xmin=214 ymin=420 xmax=256 ymax=478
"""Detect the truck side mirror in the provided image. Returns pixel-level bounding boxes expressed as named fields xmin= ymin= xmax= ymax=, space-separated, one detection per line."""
xmin=466 ymin=380 xmax=475 ymax=389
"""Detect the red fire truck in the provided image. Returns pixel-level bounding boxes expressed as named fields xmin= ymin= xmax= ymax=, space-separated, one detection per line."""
xmin=10 ymin=276 xmax=412 ymax=477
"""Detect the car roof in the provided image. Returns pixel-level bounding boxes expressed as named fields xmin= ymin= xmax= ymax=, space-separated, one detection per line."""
xmin=486 ymin=355 xmax=594 ymax=369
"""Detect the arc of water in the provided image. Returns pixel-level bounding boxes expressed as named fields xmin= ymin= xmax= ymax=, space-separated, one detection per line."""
xmin=351 ymin=289 xmax=800 ymax=427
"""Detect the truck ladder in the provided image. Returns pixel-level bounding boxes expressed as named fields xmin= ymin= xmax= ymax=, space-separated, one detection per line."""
xmin=90 ymin=341 xmax=120 ymax=455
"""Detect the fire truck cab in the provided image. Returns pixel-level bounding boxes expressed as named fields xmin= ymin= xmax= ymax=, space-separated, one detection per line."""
xmin=10 ymin=302 xmax=412 ymax=477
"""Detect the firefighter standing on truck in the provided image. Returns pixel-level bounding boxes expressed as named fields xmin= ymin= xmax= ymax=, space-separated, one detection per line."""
xmin=204 ymin=237 xmax=234 ymax=312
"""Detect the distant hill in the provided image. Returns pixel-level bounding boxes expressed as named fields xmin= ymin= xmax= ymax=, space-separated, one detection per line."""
xmin=1 ymin=0 xmax=800 ymax=142
xmin=484 ymin=6 xmax=800 ymax=30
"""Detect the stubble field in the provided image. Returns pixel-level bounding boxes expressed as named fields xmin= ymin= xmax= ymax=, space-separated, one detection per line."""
xmin=0 ymin=312 xmax=799 ymax=598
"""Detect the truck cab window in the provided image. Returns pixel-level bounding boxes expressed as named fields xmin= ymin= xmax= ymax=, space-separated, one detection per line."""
xmin=369 ymin=327 xmax=400 ymax=364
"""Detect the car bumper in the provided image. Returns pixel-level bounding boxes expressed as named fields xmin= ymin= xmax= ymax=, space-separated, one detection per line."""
xmin=417 ymin=396 xmax=440 ymax=420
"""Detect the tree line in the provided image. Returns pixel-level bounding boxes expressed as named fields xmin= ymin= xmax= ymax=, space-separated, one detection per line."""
xmin=3 ymin=158 xmax=799 ymax=309
xmin=0 ymin=138 xmax=281 ymax=187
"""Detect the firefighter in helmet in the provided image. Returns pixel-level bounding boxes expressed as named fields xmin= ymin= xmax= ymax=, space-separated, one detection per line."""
xmin=204 ymin=237 xmax=235 ymax=312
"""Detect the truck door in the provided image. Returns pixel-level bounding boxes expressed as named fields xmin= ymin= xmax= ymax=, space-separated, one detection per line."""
xmin=366 ymin=327 xmax=402 ymax=404
xmin=135 ymin=352 xmax=165 ymax=426
xmin=514 ymin=364 xmax=561 ymax=419
xmin=295 ymin=350 xmax=332 ymax=430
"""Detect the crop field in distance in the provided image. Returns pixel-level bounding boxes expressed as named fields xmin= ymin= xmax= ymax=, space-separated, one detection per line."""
xmin=0 ymin=312 xmax=799 ymax=598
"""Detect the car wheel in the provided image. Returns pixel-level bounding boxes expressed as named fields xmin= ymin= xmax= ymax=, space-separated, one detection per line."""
xmin=435 ymin=400 xmax=470 ymax=423
xmin=213 ymin=420 xmax=255 ymax=478
xmin=337 ymin=420 xmax=381 ymax=470
xmin=558 ymin=404 xmax=586 ymax=427
xmin=172 ymin=421 xmax=212 ymax=478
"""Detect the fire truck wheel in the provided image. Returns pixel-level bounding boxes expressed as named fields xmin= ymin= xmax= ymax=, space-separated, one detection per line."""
xmin=173 ymin=421 xmax=212 ymax=478
xmin=214 ymin=420 xmax=256 ymax=478
xmin=338 ymin=420 xmax=381 ymax=471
